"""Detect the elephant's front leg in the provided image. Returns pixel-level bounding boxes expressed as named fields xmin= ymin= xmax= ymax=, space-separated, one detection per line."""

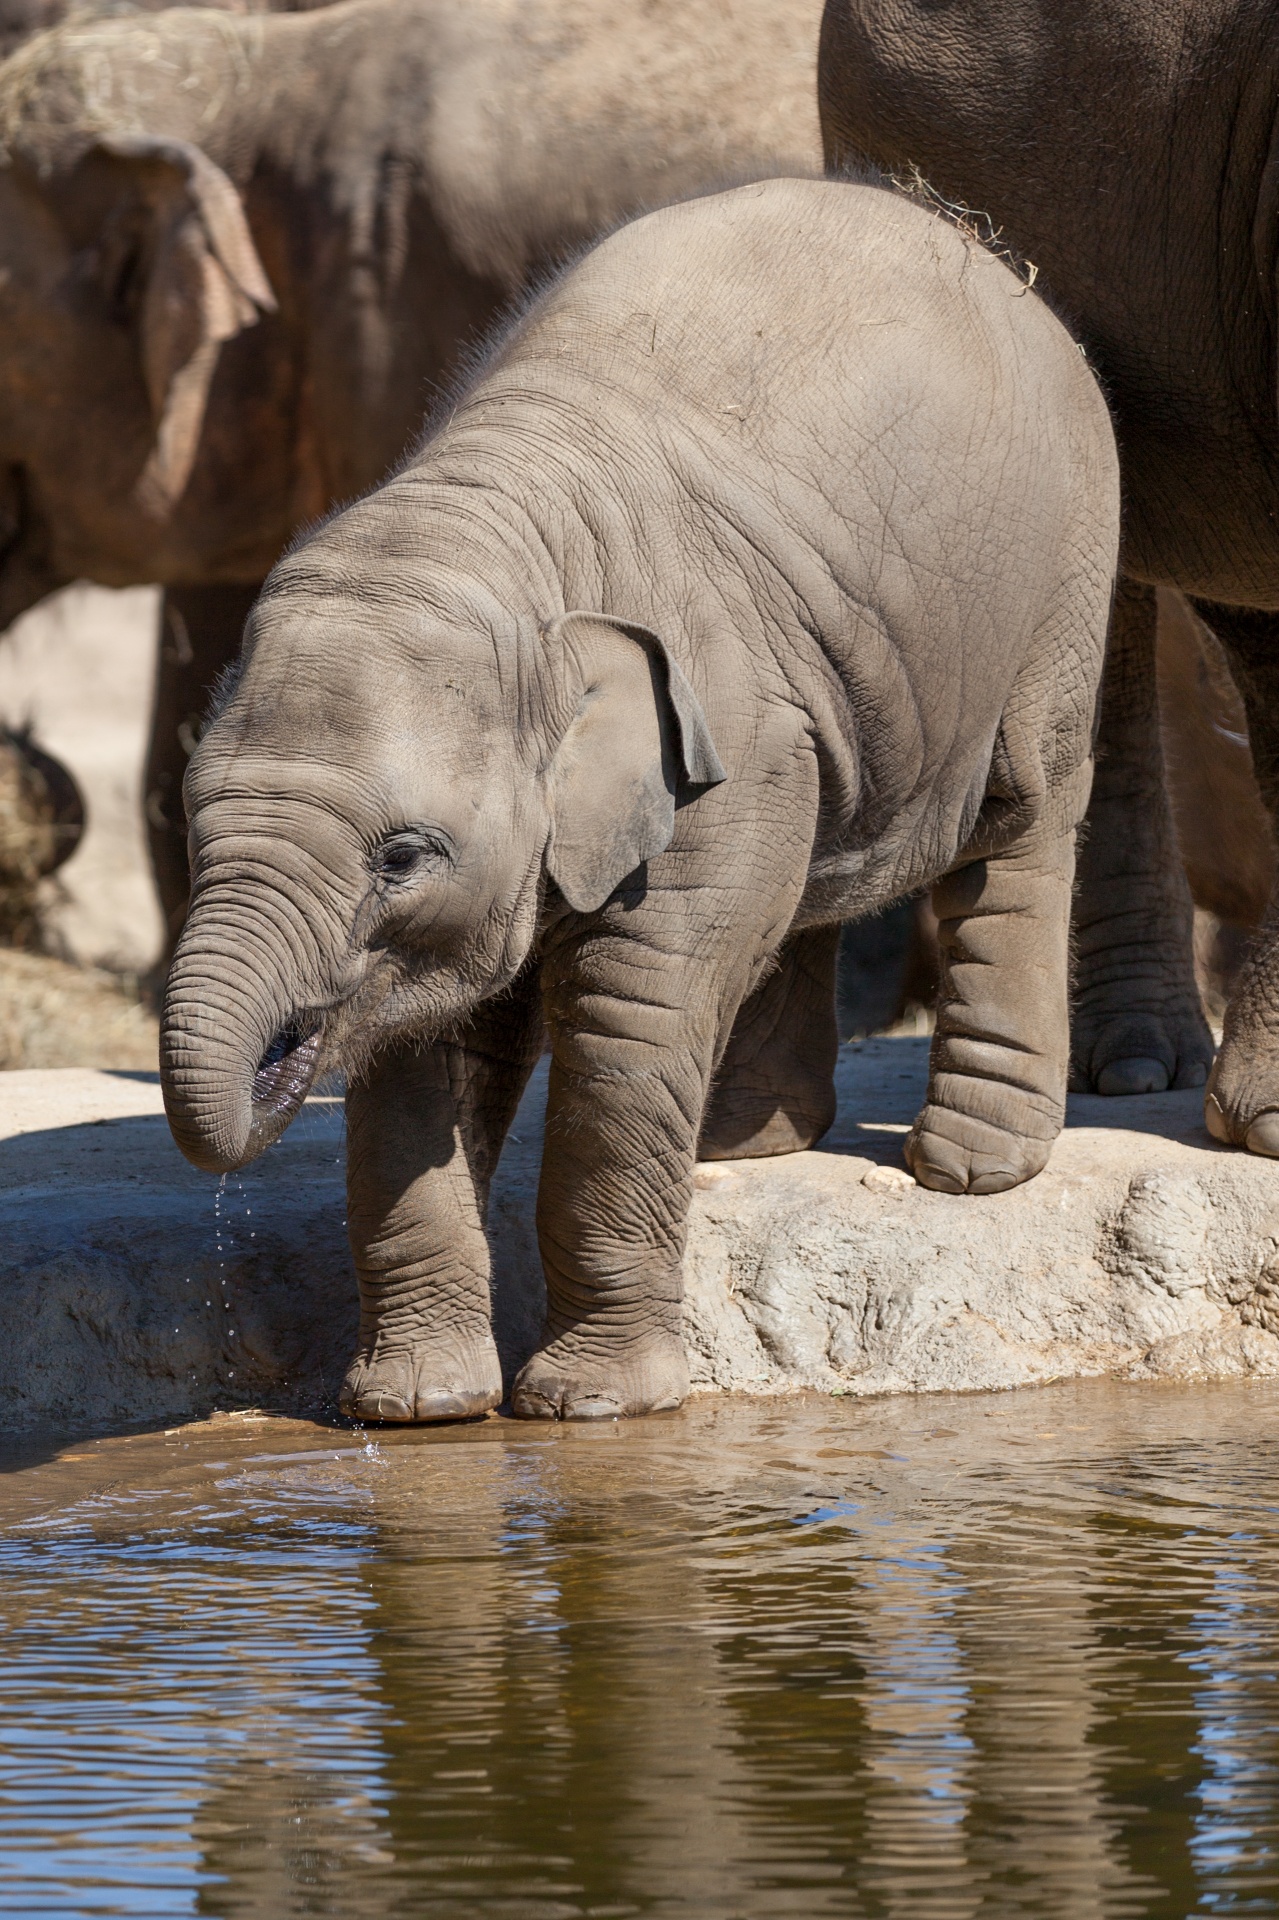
xmin=341 ymin=974 xmax=543 ymax=1423
xmin=1194 ymin=602 xmax=1279 ymax=1155
xmin=1070 ymin=577 xmax=1212 ymax=1093
xmin=906 ymin=824 xmax=1076 ymax=1195
xmin=512 ymin=935 xmax=724 ymax=1421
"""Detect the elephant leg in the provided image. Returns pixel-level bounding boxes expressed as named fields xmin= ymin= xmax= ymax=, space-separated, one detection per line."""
xmin=1193 ymin=602 xmax=1279 ymax=1155
xmin=145 ymin=583 xmax=260 ymax=962
xmin=513 ymin=917 xmax=744 ymax=1422
xmin=1070 ymin=577 xmax=1212 ymax=1094
xmin=340 ymin=970 xmax=544 ymax=1423
xmin=906 ymin=823 xmax=1075 ymax=1195
xmin=698 ymin=923 xmax=840 ymax=1160
xmin=514 ymin=724 xmax=815 ymax=1421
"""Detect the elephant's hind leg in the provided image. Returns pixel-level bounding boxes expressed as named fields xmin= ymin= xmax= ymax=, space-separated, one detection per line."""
xmin=906 ymin=824 xmax=1074 ymax=1195
xmin=1070 ymin=579 xmax=1213 ymax=1095
xmin=698 ymin=924 xmax=840 ymax=1160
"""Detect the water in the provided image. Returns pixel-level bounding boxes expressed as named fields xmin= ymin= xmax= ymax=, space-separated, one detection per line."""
xmin=1 ymin=1379 xmax=1278 ymax=1918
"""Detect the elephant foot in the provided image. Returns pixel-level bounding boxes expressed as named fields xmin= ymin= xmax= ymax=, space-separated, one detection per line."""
xmin=1203 ymin=1028 xmax=1279 ymax=1157
xmin=1069 ymin=994 xmax=1212 ymax=1096
xmin=698 ymin=1075 xmax=836 ymax=1160
xmin=905 ymin=1097 xmax=1054 ymax=1195
xmin=340 ymin=1330 xmax=502 ymax=1424
xmin=510 ymin=1325 xmax=689 ymax=1420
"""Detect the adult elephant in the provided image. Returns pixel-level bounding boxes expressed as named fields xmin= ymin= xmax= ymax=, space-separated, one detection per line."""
xmin=0 ymin=0 xmax=821 ymax=952
xmin=819 ymin=0 xmax=1279 ymax=1153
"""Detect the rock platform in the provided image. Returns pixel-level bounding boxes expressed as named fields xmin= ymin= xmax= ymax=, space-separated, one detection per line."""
xmin=4 ymin=1037 xmax=1279 ymax=1432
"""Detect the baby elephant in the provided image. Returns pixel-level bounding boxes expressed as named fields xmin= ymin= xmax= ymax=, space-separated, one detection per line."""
xmin=161 ymin=177 xmax=1119 ymax=1422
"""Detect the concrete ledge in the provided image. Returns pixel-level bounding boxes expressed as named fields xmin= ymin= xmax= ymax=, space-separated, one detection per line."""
xmin=4 ymin=1038 xmax=1279 ymax=1431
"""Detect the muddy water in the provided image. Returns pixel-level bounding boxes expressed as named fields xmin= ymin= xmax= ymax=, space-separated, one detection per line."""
xmin=2 ymin=1381 xmax=1279 ymax=1917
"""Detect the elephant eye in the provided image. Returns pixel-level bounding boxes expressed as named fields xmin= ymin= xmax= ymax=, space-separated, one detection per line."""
xmin=370 ymin=827 xmax=454 ymax=883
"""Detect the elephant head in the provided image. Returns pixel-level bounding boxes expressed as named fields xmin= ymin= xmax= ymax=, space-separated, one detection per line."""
xmin=0 ymin=25 xmax=284 ymax=628
xmin=160 ymin=495 xmax=723 ymax=1172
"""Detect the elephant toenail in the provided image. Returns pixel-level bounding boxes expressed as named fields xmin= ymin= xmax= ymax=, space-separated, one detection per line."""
xmin=1096 ymin=1057 xmax=1170 ymax=1096
xmin=969 ymin=1170 xmax=1019 ymax=1195
xmin=564 ymin=1396 xmax=624 ymax=1420
xmin=510 ymin=1387 xmax=559 ymax=1420
xmin=1245 ymin=1112 xmax=1279 ymax=1159
xmin=911 ymin=1162 xmax=967 ymax=1194
xmin=370 ymin=1393 xmax=413 ymax=1421
xmin=1204 ymin=1092 xmax=1232 ymax=1143
xmin=413 ymin=1390 xmax=486 ymax=1423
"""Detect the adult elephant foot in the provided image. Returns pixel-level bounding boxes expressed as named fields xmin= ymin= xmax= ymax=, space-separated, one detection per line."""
xmin=1070 ymin=578 xmax=1213 ymax=1097
xmin=510 ymin=1326 xmax=689 ymax=1420
xmin=1069 ymin=994 xmax=1212 ymax=1096
xmin=698 ymin=923 xmax=839 ymax=1160
xmin=1193 ymin=601 xmax=1279 ymax=1154
xmin=1202 ymin=921 xmax=1279 ymax=1153
xmin=1205 ymin=1026 xmax=1279 ymax=1158
xmin=340 ymin=1332 xmax=503 ymax=1423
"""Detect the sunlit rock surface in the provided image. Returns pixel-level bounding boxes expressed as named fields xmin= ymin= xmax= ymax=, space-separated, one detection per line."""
xmin=3 ymin=1037 xmax=1279 ymax=1430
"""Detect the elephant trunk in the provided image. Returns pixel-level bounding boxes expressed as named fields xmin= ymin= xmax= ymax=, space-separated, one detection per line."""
xmin=161 ymin=893 xmax=325 ymax=1173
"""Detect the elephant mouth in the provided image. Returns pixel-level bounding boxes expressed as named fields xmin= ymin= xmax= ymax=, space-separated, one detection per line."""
xmin=252 ymin=1017 xmax=322 ymax=1126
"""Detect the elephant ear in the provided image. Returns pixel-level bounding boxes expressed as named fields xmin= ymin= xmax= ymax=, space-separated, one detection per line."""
xmin=544 ymin=612 xmax=726 ymax=914
xmin=91 ymin=134 xmax=276 ymax=519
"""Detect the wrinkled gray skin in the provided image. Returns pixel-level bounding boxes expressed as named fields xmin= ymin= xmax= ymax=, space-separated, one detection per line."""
xmin=161 ymin=179 xmax=1120 ymax=1422
xmin=0 ymin=0 xmax=821 ymax=948
xmin=818 ymin=0 xmax=1279 ymax=1152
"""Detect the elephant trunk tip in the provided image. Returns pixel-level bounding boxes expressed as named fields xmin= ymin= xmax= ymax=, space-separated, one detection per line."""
xmin=161 ymin=1013 xmax=324 ymax=1173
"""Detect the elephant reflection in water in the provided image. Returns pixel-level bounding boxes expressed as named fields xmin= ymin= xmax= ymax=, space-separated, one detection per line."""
xmin=184 ymin=1431 xmax=1277 ymax=1917
xmin=1073 ymin=1508 xmax=1279 ymax=1910
xmin=192 ymin=1757 xmax=394 ymax=1920
xmin=714 ymin=1492 xmax=1129 ymax=1916
xmin=357 ymin=1435 xmax=761 ymax=1916
xmin=928 ymin=1525 xmax=1130 ymax=1916
xmin=178 ymin=1482 xmax=395 ymax=1920
xmin=852 ymin=1481 xmax=1279 ymax=1916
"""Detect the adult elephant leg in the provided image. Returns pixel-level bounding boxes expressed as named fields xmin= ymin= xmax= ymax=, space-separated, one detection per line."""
xmin=698 ymin=923 xmax=840 ymax=1160
xmin=1070 ymin=578 xmax=1212 ymax=1094
xmin=341 ymin=969 xmax=544 ymax=1423
xmin=906 ymin=823 xmax=1076 ymax=1195
xmin=145 ymin=583 xmax=260 ymax=963
xmin=1194 ymin=602 xmax=1279 ymax=1155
